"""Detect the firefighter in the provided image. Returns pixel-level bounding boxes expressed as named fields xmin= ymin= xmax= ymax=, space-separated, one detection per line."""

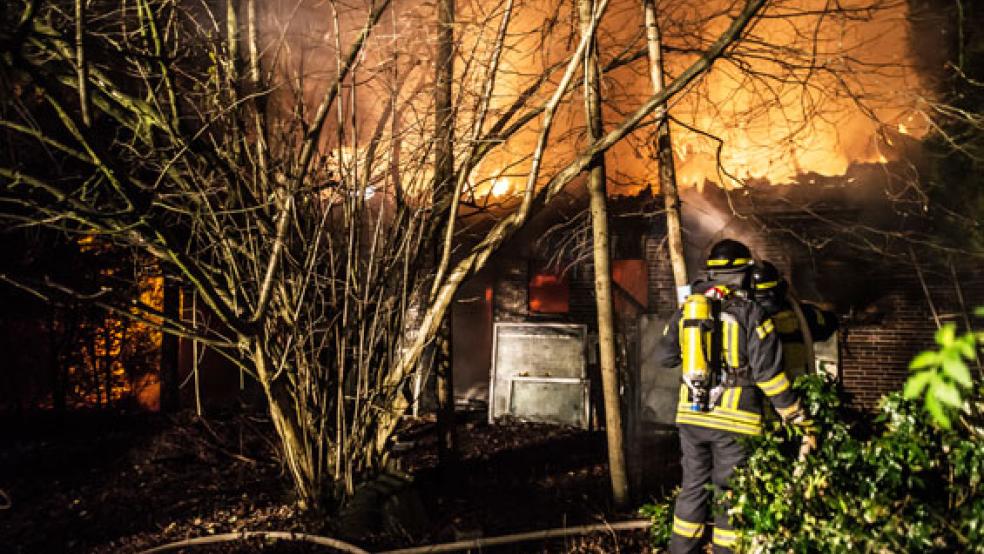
xmin=656 ymin=239 xmax=810 ymax=554
xmin=750 ymin=261 xmax=839 ymax=380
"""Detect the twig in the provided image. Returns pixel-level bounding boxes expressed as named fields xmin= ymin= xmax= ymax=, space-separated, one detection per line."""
xmin=0 ymin=489 xmax=10 ymax=510
xmin=908 ymin=246 xmax=941 ymax=329
xmin=947 ymin=258 xmax=983 ymax=378
xmin=195 ymin=416 xmax=263 ymax=466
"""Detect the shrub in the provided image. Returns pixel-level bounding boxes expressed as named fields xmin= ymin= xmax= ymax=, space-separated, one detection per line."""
xmin=643 ymin=317 xmax=984 ymax=553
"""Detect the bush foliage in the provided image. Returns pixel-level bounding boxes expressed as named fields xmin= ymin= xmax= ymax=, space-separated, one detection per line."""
xmin=643 ymin=320 xmax=984 ymax=553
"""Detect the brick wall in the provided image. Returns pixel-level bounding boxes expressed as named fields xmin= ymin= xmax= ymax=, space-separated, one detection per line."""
xmin=644 ymin=237 xmax=677 ymax=313
xmin=839 ymin=274 xmax=984 ymax=410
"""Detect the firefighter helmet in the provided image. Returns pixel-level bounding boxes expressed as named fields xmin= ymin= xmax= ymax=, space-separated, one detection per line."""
xmin=751 ymin=260 xmax=782 ymax=292
xmin=705 ymin=239 xmax=754 ymax=272
xmin=752 ymin=260 xmax=788 ymax=309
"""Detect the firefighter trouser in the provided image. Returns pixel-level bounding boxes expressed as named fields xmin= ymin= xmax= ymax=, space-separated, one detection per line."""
xmin=670 ymin=424 xmax=748 ymax=554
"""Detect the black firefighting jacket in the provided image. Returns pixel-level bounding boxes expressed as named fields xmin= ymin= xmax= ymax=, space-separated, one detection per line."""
xmin=768 ymin=301 xmax=839 ymax=378
xmin=656 ymin=276 xmax=802 ymax=435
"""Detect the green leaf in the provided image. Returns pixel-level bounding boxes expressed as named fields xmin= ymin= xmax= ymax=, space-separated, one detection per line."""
xmin=935 ymin=323 xmax=957 ymax=347
xmin=956 ymin=336 xmax=976 ymax=360
xmin=934 ymin=381 xmax=963 ymax=408
xmin=904 ymin=370 xmax=934 ymax=399
xmin=924 ymin=392 xmax=951 ymax=429
xmin=974 ymin=306 xmax=984 ymax=318
xmin=908 ymin=351 xmax=939 ymax=370
xmin=942 ymin=355 xmax=973 ymax=388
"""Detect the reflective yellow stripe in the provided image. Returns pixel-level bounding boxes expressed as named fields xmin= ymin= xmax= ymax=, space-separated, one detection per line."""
xmin=758 ymin=373 xmax=787 ymax=389
xmin=676 ymin=416 xmax=760 ymax=436
xmin=672 ymin=517 xmax=705 ymax=539
xmin=707 ymin=257 xmax=752 ymax=267
xmin=755 ymin=280 xmax=778 ymax=289
xmin=713 ymin=527 xmax=738 ymax=547
xmin=677 ymin=403 xmax=762 ymax=424
xmin=679 ymin=383 xmax=689 ymax=403
xmin=728 ymin=387 xmax=742 ymax=410
xmin=756 ymin=319 xmax=775 ymax=339
xmin=676 ymin=412 xmax=762 ymax=435
xmin=728 ymin=320 xmax=740 ymax=367
xmin=721 ymin=388 xmax=734 ymax=410
xmin=713 ymin=407 xmax=761 ymax=424
xmin=776 ymin=401 xmax=801 ymax=419
xmin=757 ymin=372 xmax=791 ymax=396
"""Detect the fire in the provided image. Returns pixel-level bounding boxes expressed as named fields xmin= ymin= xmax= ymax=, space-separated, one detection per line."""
xmin=274 ymin=0 xmax=930 ymax=200
xmin=662 ymin=0 xmax=927 ymax=188
xmin=466 ymin=0 xmax=930 ymax=192
xmin=490 ymin=175 xmax=511 ymax=197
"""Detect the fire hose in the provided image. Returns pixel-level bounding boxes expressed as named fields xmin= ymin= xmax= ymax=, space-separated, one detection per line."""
xmin=138 ymin=519 xmax=653 ymax=553
xmin=786 ymin=290 xmax=816 ymax=462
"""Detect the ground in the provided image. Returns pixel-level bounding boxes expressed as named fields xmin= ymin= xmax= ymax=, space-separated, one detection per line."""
xmin=0 ymin=407 xmax=678 ymax=553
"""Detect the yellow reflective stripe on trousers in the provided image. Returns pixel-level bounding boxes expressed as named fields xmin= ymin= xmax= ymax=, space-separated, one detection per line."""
xmin=672 ymin=516 xmax=704 ymax=539
xmin=713 ymin=527 xmax=738 ymax=547
xmin=757 ymin=372 xmax=791 ymax=396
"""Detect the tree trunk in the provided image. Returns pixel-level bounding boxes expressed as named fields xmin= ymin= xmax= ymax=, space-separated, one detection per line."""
xmin=252 ymin=340 xmax=318 ymax=509
xmin=434 ymin=0 xmax=457 ymax=465
xmin=160 ymin=276 xmax=181 ymax=412
xmin=578 ymin=0 xmax=629 ymax=508
xmin=643 ymin=0 xmax=688 ymax=295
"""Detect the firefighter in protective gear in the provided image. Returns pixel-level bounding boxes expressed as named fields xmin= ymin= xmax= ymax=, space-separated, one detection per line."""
xmin=656 ymin=240 xmax=806 ymax=554
xmin=750 ymin=261 xmax=839 ymax=380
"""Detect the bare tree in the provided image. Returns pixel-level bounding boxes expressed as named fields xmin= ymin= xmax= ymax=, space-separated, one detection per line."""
xmin=578 ymin=0 xmax=629 ymax=507
xmin=0 ymin=0 xmax=771 ymax=508
xmin=643 ymin=0 xmax=687 ymax=292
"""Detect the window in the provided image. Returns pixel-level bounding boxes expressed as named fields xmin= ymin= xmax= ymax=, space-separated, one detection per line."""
xmin=529 ymin=273 xmax=569 ymax=313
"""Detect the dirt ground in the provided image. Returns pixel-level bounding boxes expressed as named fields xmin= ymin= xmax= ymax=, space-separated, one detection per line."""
xmin=0 ymin=408 xmax=679 ymax=553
